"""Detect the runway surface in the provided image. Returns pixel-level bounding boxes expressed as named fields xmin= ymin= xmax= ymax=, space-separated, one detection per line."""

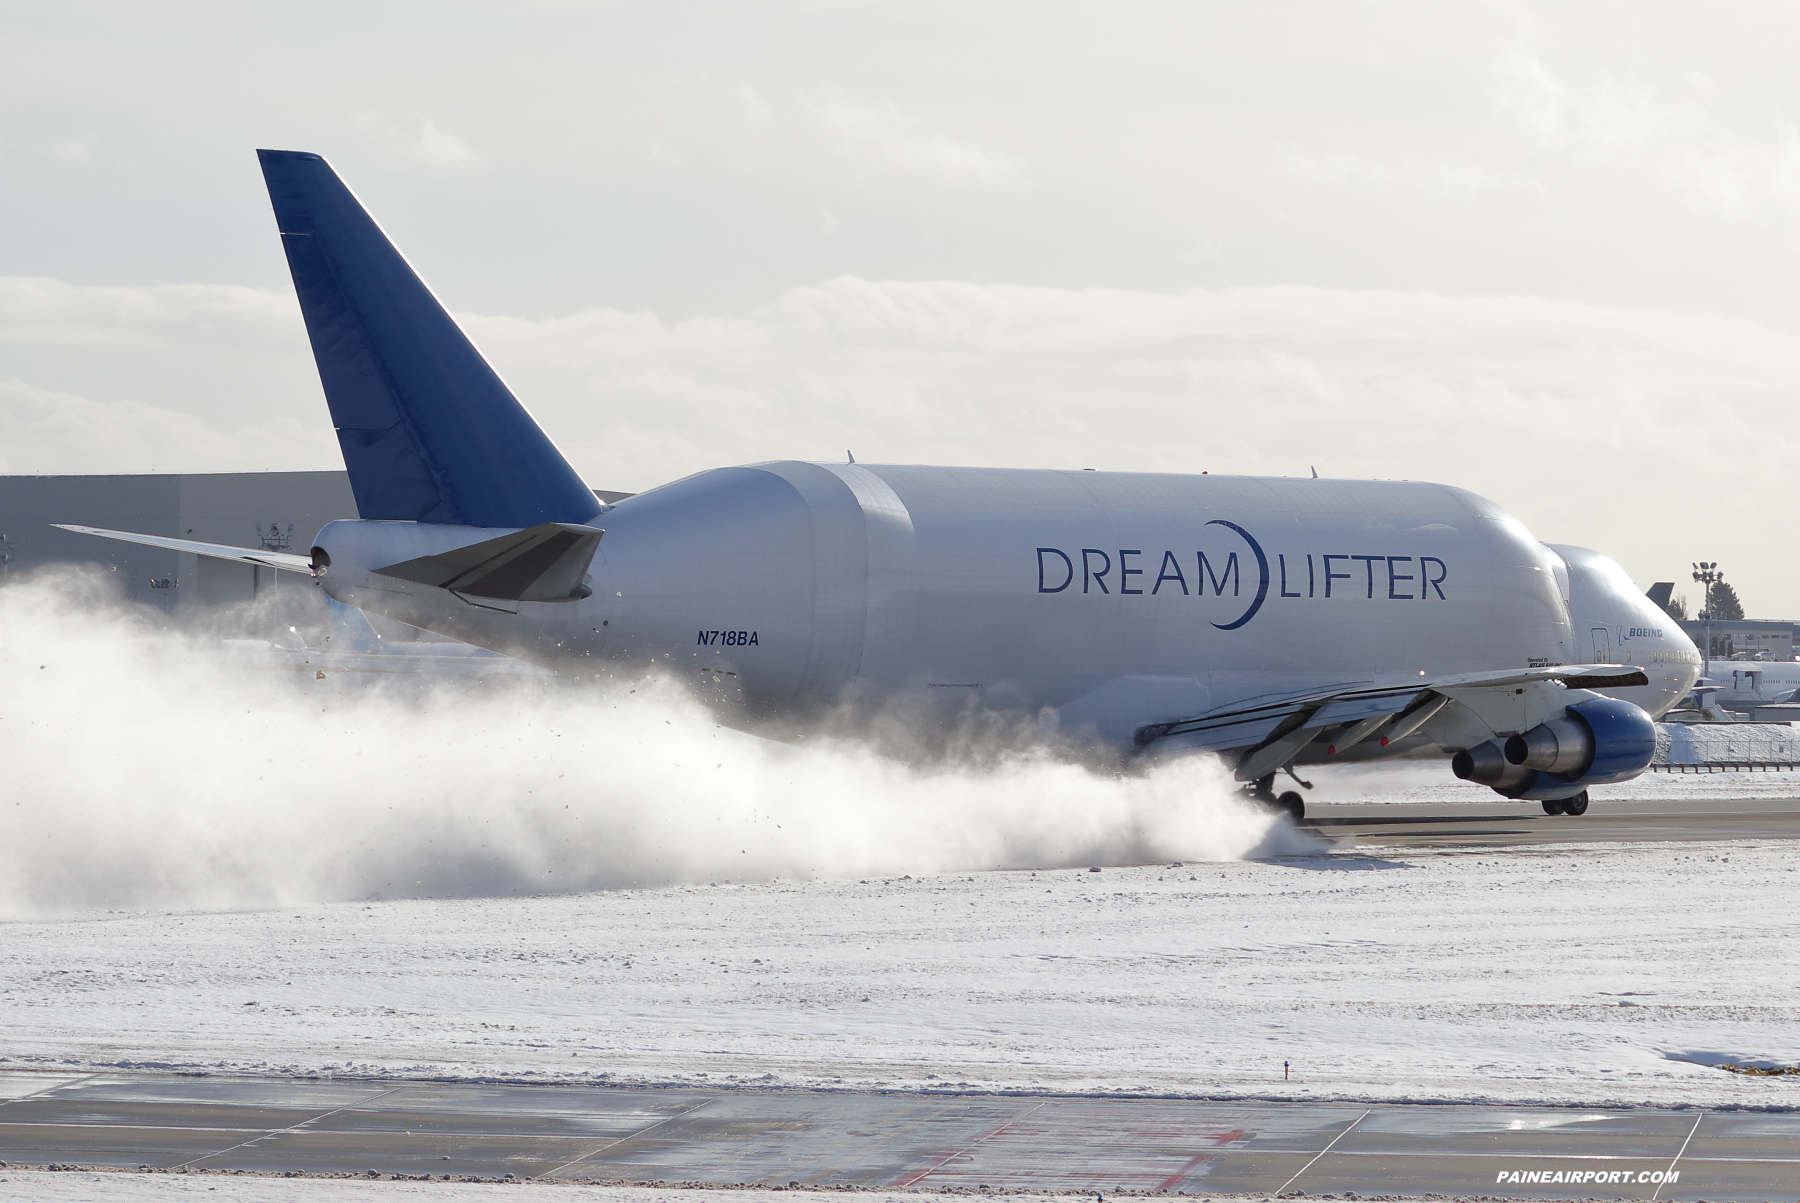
xmin=1 ymin=1072 xmax=1795 ymax=1200
xmin=1309 ymin=793 xmax=1800 ymax=848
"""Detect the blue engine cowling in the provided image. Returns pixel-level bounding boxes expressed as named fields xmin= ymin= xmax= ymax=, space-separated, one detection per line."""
xmin=1498 ymin=696 xmax=1656 ymax=801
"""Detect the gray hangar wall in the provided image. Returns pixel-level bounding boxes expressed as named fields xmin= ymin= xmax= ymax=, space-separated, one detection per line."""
xmin=0 ymin=471 xmax=356 ymax=615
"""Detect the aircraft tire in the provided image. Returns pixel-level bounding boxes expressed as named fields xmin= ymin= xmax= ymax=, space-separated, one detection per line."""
xmin=1541 ymin=799 xmax=1568 ymax=816
xmin=1275 ymin=791 xmax=1306 ymax=822
xmin=1563 ymin=791 xmax=1589 ymax=816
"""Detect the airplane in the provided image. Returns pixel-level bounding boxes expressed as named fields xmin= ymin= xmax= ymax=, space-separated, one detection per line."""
xmin=1698 ymin=660 xmax=1800 ymax=713
xmin=58 ymin=149 xmax=1706 ymax=821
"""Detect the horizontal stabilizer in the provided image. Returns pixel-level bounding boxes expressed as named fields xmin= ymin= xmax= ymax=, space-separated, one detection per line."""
xmin=52 ymin=524 xmax=315 ymax=573
xmin=374 ymin=523 xmax=604 ymax=602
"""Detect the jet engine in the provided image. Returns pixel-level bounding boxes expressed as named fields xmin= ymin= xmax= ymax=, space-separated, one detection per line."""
xmin=1450 ymin=696 xmax=1656 ymax=802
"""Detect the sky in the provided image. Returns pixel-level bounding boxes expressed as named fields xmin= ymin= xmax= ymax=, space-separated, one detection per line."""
xmin=4 ymin=1 xmax=1800 ymax=612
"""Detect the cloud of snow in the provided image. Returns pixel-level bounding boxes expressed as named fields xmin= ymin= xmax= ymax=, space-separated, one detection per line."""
xmin=0 ymin=569 xmax=1310 ymax=918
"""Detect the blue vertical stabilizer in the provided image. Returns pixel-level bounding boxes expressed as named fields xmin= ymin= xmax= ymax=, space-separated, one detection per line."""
xmin=257 ymin=149 xmax=600 ymax=528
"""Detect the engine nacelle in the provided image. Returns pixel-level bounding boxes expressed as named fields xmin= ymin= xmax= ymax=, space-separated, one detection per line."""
xmin=1450 ymin=741 xmax=1535 ymax=790
xmin=1453 ymin=696 xmax=1655 ymax=802
xmin=1504 ymin=715 xmax=1593 ymax=775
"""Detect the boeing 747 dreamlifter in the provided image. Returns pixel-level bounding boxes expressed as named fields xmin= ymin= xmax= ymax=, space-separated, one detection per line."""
xmin=60 ymin=150 xmax=1704 ymax=819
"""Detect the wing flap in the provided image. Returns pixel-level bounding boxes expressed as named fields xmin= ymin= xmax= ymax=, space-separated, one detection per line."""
xmin=1135 ymin=663 xmax=1652 ymax=758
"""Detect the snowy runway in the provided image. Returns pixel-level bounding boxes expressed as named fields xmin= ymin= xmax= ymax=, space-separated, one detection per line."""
xmin=3 ymin=837 xmax=1797 ymax=1110
xmin=2 ymin=1073 xmax=1791 ymax=1199
xmin=7 ymin=576 xmax=1798 ymax=1112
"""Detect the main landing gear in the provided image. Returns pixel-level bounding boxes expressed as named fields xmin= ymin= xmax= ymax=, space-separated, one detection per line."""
xmin=1248 ymin=772 xmax=1308 ymax=822
xmin=1542 ymin=791 xmax=1590 ymax=817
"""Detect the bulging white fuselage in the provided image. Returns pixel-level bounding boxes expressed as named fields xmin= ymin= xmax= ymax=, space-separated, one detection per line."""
xmin=55 ymin=151 xmax=1711 ymax=804
xmin=312 ymin=462 xmax=1700 ymax=753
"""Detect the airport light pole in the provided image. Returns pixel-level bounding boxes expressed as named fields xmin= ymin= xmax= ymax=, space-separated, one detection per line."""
xmin=1692 ymin=562 xmax=1723 ymax=669
xmin=254 ymin=522 xmax=295 ymax=598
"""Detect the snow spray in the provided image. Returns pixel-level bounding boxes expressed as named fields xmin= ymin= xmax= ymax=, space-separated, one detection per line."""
xmin=0 ymin=568 xmax=1318 ymax=917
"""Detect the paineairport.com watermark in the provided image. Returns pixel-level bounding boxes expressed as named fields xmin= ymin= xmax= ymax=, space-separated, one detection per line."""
xmin=1496 ymin=1169 xmax=1680 ymax=1186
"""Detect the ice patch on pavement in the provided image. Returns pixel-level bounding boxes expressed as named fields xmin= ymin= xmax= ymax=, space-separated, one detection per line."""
xmin=0 ymin=570 xmax=1316 ymax=917
xmin=1663 ymin=1049 xmax=1800 ymax=1071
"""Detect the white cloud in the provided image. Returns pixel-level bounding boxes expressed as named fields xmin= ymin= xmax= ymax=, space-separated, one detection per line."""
xmin=1279 ymin=149 xmax=1545 ymax=197
xmin=463 ymin=278 xmax=1800 ymax=611
xmin=355 ymin=115 xmax=486 ymax=169
xmin=1491 ymin=45 xmax=1800 ymax=219
xmin=0 ymin=378 xmax=334 ymax=475
xmin=0 ymin=275 xmax=297 ymax=349
xmin=813 ymin=97 xmax=1024 ymax=188
xmin=738 ymin=85 xmax=772 ymax=127
xmin=8 ymin=269 xmax=1800 ymax=611
xmin=0 ymin=276 xmax=328 ymax=463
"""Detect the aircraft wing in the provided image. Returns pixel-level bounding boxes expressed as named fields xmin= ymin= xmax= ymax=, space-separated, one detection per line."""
xmin=51 ymin=524 xmax=315 ymax=573
xmin=1134 ymin=663 xmax=1651 ymax=781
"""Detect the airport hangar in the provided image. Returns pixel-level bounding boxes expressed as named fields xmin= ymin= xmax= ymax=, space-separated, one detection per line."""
xmin=0 ymin=471 xmax=629 ymax=626
xmin=0 ymin=470 xmax=354 ymax=616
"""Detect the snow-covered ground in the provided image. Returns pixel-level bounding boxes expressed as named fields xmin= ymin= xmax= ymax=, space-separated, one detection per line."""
xmin=3 ymin=839 xmax=1798 ymax=1110
xmin=5 ymin=573 xmax=1800 ymax=1125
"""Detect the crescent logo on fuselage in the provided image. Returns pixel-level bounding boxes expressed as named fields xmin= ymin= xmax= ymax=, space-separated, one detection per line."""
xmin=1203 ymin=520 xmax=1269 ymax=630
xmin=1033 ymin=520 xmax=1272 ymax=630
xmin=1033 ymin=526 xmax=1444 ymax=623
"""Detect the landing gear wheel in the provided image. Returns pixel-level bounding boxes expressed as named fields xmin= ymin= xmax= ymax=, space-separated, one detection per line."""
xmin=1563 ymin=791 xmax=1589 ymax=816
xmin=1542 ymin=798 xmax=1568 ymax=816
xmin=1275 ymin=791 xmax=1306 ymax=822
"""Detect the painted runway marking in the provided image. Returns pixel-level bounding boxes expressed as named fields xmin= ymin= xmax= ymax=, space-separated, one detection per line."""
xmin=175 ymin=1085 xmax=399 ymax=1170
xmin=1277 ymin=1107 xmax=1370 ymax=1195
xmin=1652 ymin=1110 xmax=1704 ymax=1202
xmin=539 ymin=1097 xmax=719 ymax=1180
xmin=893 ymin=1104 xmax=1044 ymax=1187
